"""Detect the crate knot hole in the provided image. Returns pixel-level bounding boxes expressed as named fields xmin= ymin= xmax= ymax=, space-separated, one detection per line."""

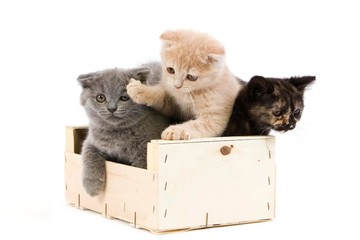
xmin=220 ymin=145 xmax=233 ymax=156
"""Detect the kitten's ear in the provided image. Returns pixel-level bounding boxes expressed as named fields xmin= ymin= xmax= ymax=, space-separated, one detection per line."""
xmin=77 ymin=72 xmax=96 ymax=88
xmin=205 ymin=44 xmax=225 ymax=63
xmin=128 ymin=67 xmax=151 ymax=83
xmin=160 ymin=30 xmax=179 ymax=41
xmin=289 ymin=76 xmax=316 ymax=92
xmin=206 ymin=53 xmax=224 ymax=64
xmin=248 ymin=76 xmax=274 ymax=98
xmin=160 ymin=30 xmax=179 ymax=48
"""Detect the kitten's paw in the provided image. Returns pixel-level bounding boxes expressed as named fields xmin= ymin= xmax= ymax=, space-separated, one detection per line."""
xmin=82 ymin=175 xmax=105 ymax=196
xmin=126 ymin=78 xmax=150 ymax=105
xmin=161 ymin=126 xmax=191 ymax=140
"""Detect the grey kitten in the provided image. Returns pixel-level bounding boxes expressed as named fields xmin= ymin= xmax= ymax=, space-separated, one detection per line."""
xmin=78 ymin=63 xmax=169 ymax=196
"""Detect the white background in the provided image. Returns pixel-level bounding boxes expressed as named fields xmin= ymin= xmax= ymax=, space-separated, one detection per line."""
xmin=1 ymin=0 xmax=359 ymax=239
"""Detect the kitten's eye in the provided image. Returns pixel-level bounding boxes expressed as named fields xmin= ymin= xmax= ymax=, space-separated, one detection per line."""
xmin=273 ymin=109 xmax=282 ymax=117
xmin=186 ymin=74 xmax=198 ymax=81
xmin=167 ymin=67 xmax=175 ymax=74
xmin=120 ymin=96 xmax=130 ymax=101
xmin=95 ymin=94 xmax=106 ymax=103
xmin=293 ymin=109 xmax=302 ymax=116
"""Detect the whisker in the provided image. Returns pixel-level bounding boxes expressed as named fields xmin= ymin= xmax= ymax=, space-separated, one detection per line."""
xmin=292 ymin=125 xmax=310 ymax=138
xmin=260 ymin=127 xmax=272 ymax=136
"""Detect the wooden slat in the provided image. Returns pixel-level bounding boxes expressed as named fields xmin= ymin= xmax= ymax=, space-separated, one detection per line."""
xmin=65 ymin=127 xmax=75 ymax=153
xmin=150 ymin=135 xmax=273 ymax=145
xmin=149 ymin=137 xmax=275 ymax=231
xmin=65 ymin=126 xmax=276 ymax=233
xmin=65 ymin=126 xmax=88 ymax=154
xmin=64 ymin=151 xmax=159 ymax=230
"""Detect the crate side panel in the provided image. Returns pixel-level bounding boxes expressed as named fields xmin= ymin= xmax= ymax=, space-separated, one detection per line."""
xmin=64 ymin=151 xmax=159 ymax=230
xmin=65 ymin=127 xmax=76 ymax=153
xmin=155 ymin=138 xmax=275 ymax=231
xmin=65 ymin=126 xmax=88 ymax=154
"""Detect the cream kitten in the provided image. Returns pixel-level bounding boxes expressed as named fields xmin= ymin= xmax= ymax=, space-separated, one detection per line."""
xmin=127 ymin=29 xmax=241 ymax=140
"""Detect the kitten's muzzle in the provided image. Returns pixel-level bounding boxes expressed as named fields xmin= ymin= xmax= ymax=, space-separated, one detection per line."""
xmin=274 ymin=123 xmax=296 ymax=131
xmin=107 ymin=102 xmax=117 ymax=113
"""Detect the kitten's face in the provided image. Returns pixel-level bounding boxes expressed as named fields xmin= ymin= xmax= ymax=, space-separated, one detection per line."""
xmin=258 ymin=93 xmax=304 ymax=132
xmin=247 ymin=76 xmax=315 ymax=132
xmin=78 ymin=68 xmax=149 ymax=127
xmin=160 ymin=30 xmax=225 ymax=93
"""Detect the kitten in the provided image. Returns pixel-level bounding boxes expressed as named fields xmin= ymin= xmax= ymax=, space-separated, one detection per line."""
xmin=222 ymin=75 xmax=316 ymax=136
xmin=78 ymin=65 xmax=169 ymax=196
xmin=127 ymin=29 xmax=241 ymax=140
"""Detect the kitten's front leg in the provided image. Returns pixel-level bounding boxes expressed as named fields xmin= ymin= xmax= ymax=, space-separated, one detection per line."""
xmin=127 ymin=79 xmax=175 ymax=117
xmin=127 ymin=79 xmax=153 ymax=105
xmin=162 ymin=125 xmax=192 ymax=140
xmin=81 ymin=142 xmax=106 ymax=196
xmin=127 ymin=78 xmax=165 ymax=108
xmin=162 ymin=115 xmax=228 ymax=140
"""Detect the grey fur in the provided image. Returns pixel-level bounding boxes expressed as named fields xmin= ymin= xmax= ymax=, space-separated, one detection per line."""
xmin=78 ymin=63 xmax=169 ymax=196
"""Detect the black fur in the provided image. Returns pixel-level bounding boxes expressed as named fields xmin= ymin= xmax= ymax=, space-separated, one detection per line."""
xmin=222 ymin=75 xmax=315 ymax=136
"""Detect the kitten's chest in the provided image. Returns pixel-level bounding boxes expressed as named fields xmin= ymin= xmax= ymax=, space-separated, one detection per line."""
xmin=171 ymin=90 xmax=219 ymax=118
xmin=171 ymin=92 xmax=200 ymax=117
xmin=91 ymin=129 xmax=145 ymax=157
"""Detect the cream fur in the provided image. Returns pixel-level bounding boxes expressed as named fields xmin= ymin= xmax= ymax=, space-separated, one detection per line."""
xmin=127 ymin=29 xmax=241 ymax=140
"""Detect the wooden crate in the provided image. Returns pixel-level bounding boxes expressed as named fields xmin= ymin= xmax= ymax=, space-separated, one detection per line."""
xmin=64 ymin=126 xmax=276 ymax=233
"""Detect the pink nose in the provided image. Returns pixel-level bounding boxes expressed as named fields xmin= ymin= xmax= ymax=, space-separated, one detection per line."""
xmin=173 ymin=81 xmax=183 ymax=89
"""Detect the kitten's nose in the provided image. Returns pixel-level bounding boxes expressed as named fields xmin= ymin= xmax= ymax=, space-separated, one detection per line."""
xmin=173 ymin=79 xmax=183 ymax=89
xmin=107 ymin=102 xmax=117 ymax=113
xmin=287 ymin=123 xmax=295 ymax=130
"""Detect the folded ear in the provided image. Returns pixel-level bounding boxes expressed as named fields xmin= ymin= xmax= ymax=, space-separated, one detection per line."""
xmin=160 ymin=30 xmax=181 ymax=49
xmin=206 ymin=53 xmax=224 ymax=64
xmin=160 ymin=30 xmax=179 ymax=41
xmin=248 ymin=76 xmax=274 ymax=99
xmin=289 ymin=76 xmax=316 ymax=92
xmin=127 ymin=67 xmax=151 ymax=83
xmin=204 ymin=41 xmax=225 ymax=64
xmin=77 ymin=72 xmax=96 ymax=88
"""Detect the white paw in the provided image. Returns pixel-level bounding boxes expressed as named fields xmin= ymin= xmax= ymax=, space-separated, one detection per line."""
xmin=161 ymin=125 xmax=191 ymax=140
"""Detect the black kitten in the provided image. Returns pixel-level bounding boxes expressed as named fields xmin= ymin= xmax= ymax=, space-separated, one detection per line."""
xmin=222 ymin=75 xmax=316 ymax=136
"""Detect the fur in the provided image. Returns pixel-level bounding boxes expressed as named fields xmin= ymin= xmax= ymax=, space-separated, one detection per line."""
xmin=222 ymin=75 xmax=316 ymax=136
xmin=78 ymin=65 xmax=169 ymax=196
xmin=127 ymin=29 xmax=240 ymax=140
